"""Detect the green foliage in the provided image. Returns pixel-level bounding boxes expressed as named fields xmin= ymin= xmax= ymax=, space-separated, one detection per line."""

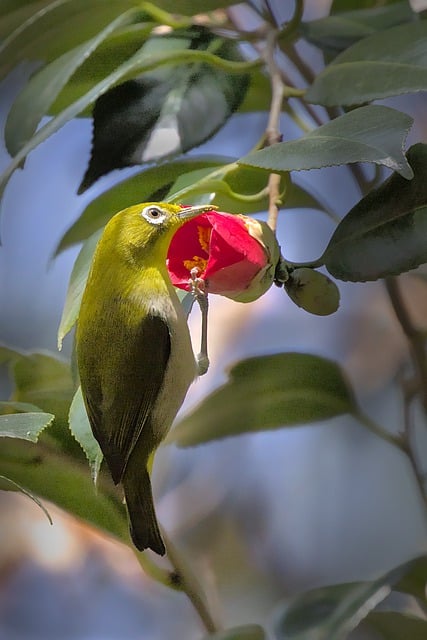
xmin=306 ymin=21 xmax=427 ymax=106
xmin=239 ymin=105 xmax=413 ymax=178
xmin=0 ymin=411 xmax=54 ymax=441
xmin=366 ymin=611 xmax=427 ymax=640
xmin=2 ymin=0 xmax=427 ymax=638
xmin=78 ymin=28 xmax=250 ymax=191
xmin=273 ymin=555 xmax=427 ymax=640
xmin=68 ymin=386 xmax=103 ymax=482
xmin=300 ymin=1 xmax=416 ymax=58
xmin=323 ymin=143 xmax=427 ymax=281
xmin=203 ymin=625 xmax=266 ymax=639
xmin=168 ymin=353 xmax=356 ymax=446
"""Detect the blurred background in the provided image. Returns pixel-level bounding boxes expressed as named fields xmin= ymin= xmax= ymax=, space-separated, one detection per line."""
xmin=1 ymin=1 xmax=427 ymax=639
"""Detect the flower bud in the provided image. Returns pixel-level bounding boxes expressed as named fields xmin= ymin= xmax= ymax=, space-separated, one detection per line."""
xmin=167 ymin=210 xmax=280 ymax=302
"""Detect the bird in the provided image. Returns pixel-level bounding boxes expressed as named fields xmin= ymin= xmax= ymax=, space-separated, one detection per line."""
xmin=76 ymin=202 xmax=215 ymax=555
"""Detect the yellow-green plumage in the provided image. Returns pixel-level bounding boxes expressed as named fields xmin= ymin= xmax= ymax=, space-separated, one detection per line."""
xmin=76 ymin=202 xmax=212 ymax=555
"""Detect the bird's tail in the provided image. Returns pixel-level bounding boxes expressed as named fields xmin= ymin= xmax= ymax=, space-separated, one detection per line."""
xmin=122 ymin=465 xmax=165 ymax=556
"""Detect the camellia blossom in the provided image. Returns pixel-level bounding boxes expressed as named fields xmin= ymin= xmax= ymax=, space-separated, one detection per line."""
xmin=167 ymin=209 xmax=281 ymax=303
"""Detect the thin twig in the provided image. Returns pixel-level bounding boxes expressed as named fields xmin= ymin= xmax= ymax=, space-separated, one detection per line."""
xmin=262 ymin=29 xmax=286 ymax=230
xmin=356 ymin=410 xmax=427 ymax=513
xmin=356 ymin=412 xmax=407 ymax=451
xmin=385 ymin=277 xmax=427 ymax=413
xmin=163 ymin=530 xmax=220 ymax=634
xmin=400 ymin=383 xmax=427 ymax=509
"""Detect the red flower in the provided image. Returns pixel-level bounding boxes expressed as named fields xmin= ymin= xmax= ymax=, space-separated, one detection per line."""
xmin=167 ymin=210 xmax=280 ymax=302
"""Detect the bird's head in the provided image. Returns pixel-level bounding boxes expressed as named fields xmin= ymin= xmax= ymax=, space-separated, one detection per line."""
xmin=106 ymin=202 xmax=218 ymax=263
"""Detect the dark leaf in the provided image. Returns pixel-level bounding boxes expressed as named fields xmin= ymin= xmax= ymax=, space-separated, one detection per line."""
xmin=168 ymin=353 xmax=356 ymax=447
xmin=79 ymin=28 xmax=249 ymax=192
xmin=394 ymin=554 xmax=427 ymax=601
xmin=49 ymin=22 xmax=152 ymax=117
xmin=323 ymin=143 xmax=427 ymax=282
xmin=5 ymin=8 xmax=137 ymax=156
xmin=0 ymin=38 xmax=253 ymax=203
xmin=274 ymin=556 xmax=421 ymax=640
xmin=366 ymin=611 xmax=427 ymax=640
xmin=0 ymin=0 xmax=139 ymax=80
xmin=239 ymin=106 xmax=413 ymax=179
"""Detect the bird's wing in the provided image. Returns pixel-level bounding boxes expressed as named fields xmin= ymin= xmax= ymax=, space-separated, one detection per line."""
xmin=83 ymin=314 xmax=171 ymax=484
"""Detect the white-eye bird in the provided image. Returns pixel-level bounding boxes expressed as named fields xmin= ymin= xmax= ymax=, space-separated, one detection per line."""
xmin=76 ymin=202 xmax=214 ymax=555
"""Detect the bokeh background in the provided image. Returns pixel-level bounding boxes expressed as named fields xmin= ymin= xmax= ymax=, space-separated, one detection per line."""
xmin=1 ymin=1 xmax=427 ymax=639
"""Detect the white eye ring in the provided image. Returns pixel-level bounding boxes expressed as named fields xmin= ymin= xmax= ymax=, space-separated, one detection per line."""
xmin=141 ymin=205 xmax=167 ymax=225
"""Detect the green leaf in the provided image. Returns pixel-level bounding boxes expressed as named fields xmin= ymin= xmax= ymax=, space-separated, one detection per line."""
xmin=300 ymin=2 xmax=416 ymax=58
xmin=10 ymin=351 xmax=74 ymax=426
xmin=284 ymin=268 xmax=340 ymax=316
xmin=394 ymin=554 xmax=427 ymax=601
xmin=366 ymin=612 xmax=427 ymax=640
xmin=239 ymin=106 xmax=413 ymax=179
xmin=148 ymin=0 xmax=238 ymax=10
xmin=306 ymin=21 xmax=427 ymax=106
xmin=166 ymin=163 xmax=330 ymax=216
xmin=54 ymin=156 xmax=229 ymax=254
xmin=331 ymin=0 xmax=401 ymax=10
xmin=203 ymin=625 xmax=266 ymax=640
xmin=49 ymin=22 xmax=153 ymax=116
xmin=237 ymin=69 xmax=271 ymax=113
xmin=0 ymin=474 xmax=53 ymax=524
xmin=5 ymin=8 xmax=138 ymax=156
xmin=0 ymin=438 xmax=127 ymax=542
xmin=78 ymin=29 xmax=249 ymax=191
xmin=323 ymin=143 xmax=427 ymax=282
xmin=0 ymin=41 xmax=254 ymax=202
xmin=1 ymin=348 xmax=81 ymax=456
xmin=168 ymin=353 xmax=357 ymax=447
xmin=274 ymin=556 xmax=420 ymax=640
xmin=69 ymin=386 xmax=103 ymax=483
xmin=58 ymin=230 xmax=102 ymax=348
xmin=0 ymin=412 xmax=54 ymax=442
xmin=0 ymin=0 xmax=140 ymax=80
xmin=0 ymin=400 xmax=42 ymax=414
xmin=0 ymin=1 xmax=53 ymax=40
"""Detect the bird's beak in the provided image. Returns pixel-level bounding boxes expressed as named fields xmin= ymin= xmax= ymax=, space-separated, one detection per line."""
xmin=178 ymin=204 xmax=218 ymax=220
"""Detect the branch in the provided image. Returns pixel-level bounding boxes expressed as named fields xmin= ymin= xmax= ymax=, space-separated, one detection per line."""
xmin=163 ymin=530 xmax=220 ymax=634
xmin=356 ymin=410 xmax=427 ymax=514
xmin=400 ymin=383 xmax=427 ymax=511
xmin=262 ymin=29 xmax=286 ymax=231
xmin=385 ymin=277 xmax=427 ymax=413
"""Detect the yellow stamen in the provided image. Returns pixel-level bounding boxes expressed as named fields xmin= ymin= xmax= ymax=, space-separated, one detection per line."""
xmin=197 ymin=226 xmax=212 ymax=253
xmin=183 ymin=256 xmax=208 ymax=273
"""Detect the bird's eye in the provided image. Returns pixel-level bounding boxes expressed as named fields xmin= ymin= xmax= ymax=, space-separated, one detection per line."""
xmin=141 ymin=205 xmax=167 ymax=225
